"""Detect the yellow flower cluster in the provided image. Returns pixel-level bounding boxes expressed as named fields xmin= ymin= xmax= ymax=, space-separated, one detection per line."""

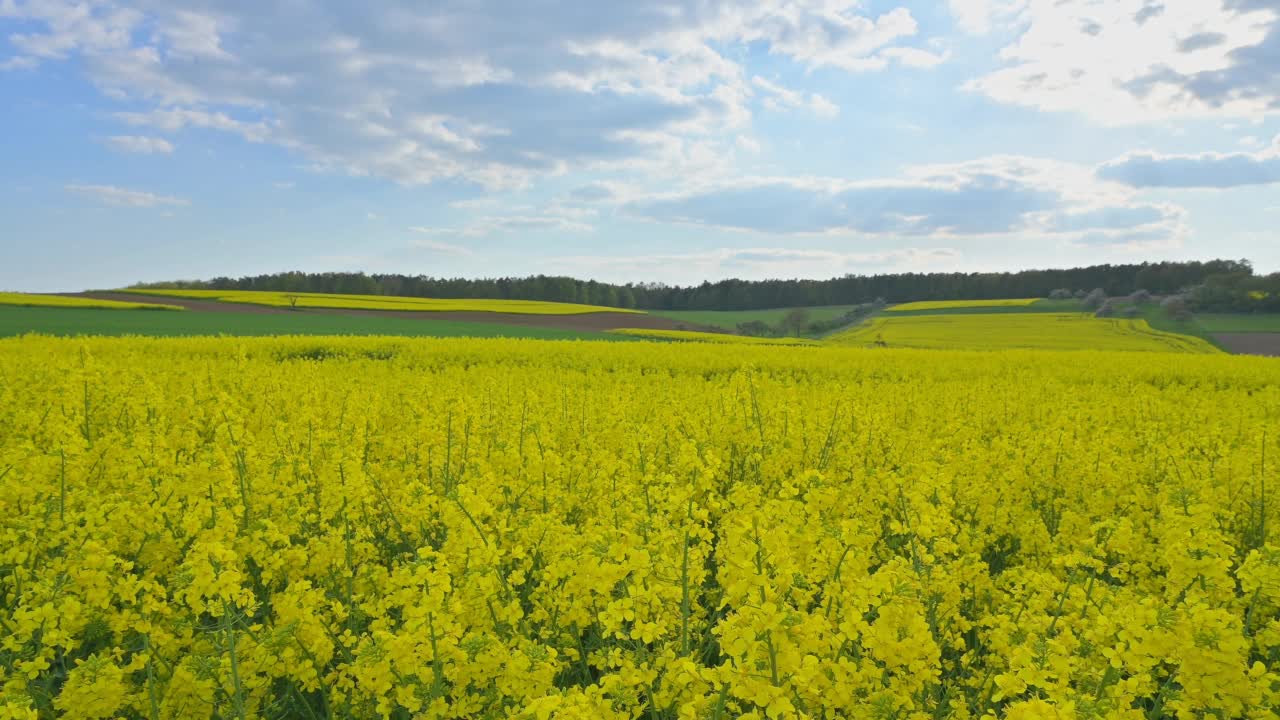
xmin=0 ymin=293 xmax=182 ymax=311
xmin=117 ymin=289 xmax=640 ymax=315
xmin=0 ymin=335 xmax=1277 ymax=718
xmin=610 ymin=329 xmax=817 ymax=345
xmin=886 ymin=299 xmax=1041 ymax=312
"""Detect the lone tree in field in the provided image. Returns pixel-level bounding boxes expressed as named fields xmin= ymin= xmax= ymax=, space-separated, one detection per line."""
xmin=1081 ymin=288 xmax=1107 ymax=311
xmin=285 ymin=294 xmax=300 ymax=310
xmin=779 ymin=308 xmax=811 ymax=337
xmin=1161 ymin=295 xmax=1192 ymax=322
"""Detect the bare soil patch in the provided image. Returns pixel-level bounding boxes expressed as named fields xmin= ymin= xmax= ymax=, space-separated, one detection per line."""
xmin=65 ymin=292 xmax=720 ymax=333
xmin=1213 ymin=333 xmax=1280 ymax=357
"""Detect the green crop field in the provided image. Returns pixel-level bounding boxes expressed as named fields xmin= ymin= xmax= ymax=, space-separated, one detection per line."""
xmin=0 ymin=307 xmax=618 ymax=341
xmin=830 ymin=313 xmax=1220 ymax=353
xmin=649 ymin=305 xmax=861 ymax=330
xmin=1194 ymin=313 xmax=1280 ymax=333
xmin=1113 ymin=305 xmax=1222 ymax=348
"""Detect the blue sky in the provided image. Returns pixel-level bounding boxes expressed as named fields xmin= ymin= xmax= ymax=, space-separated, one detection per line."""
xmin=2 ymin=0 xmax=1278 ymax=292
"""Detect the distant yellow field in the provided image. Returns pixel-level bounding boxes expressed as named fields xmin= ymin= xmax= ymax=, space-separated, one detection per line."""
xmin=831 ymin=313 xmax=1220 ymax=353
xmin=120 ymin=289 xmax=641 ymax=315
xmin=611 ymin=328 xmax=817 ymax=345
xmin=886 ymin=298 xmax=1040 ymax=312
xmin=0 ymin=292 xmax=183 ymax=311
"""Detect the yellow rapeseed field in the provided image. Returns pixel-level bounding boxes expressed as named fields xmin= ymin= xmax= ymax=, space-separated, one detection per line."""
xmin=1 ymin=335 xmax=1278 ymax=719
xmin=610 ymin=329 xmax=817 ymax=345
xmin=119 ymin=290 xmax=641 ymax=315
xmin=886 ymin=299 xmax=1041 ymax=312
xmin=832 ymin=314 xmax=1220 ymax=354
xmin=0 ymin=293 xmax=183 ymax=311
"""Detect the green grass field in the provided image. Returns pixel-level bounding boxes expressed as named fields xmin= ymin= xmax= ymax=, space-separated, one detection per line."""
xmin=649 ymin=305 xmax=861 ymax=331
xmin=0 ymin=307 xmax=617 ymax=341
xmin=1115 ymin=304 xmax=1223 ymax=349
xmin=829 ymin=313 xmax=1220 ymax=353
xmin=1193 ymin=313 xmax=1280 ymax=333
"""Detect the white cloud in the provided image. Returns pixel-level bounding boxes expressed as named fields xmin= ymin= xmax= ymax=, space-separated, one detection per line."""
xmin=947 ymin=0 xmax=1028 ymax=34
xmin=410 ymin=208 xmax=594 ymax=238
xmin=408 ymin=114 xmax=508 ymax=153
xmin=880 ymin=46 xmax=949 ymax=69
xmin=752 ymin=75 xmax=841 ymax=118
xmin=1 ymin=0 xmax=139 ymax=63
xmin=65 ymin=183 xmax=189 ymax=207
xmin=564 ymin=180 xmax=639 ymax=204
xmin=624 ymin=155 xmax=1187 ymax=247
xmin=405 ymin=235 xmax=473 ymax=257
xmin=1097 ymin=136 xmax=1280 ymax=187
xmin=1 ymin=1 xmax=939 ymax=188
xmin=809 ymin=94 xmax=840 ymax=118
xmin=114 ymin=108 xmax=272 ymax=142
xmin=159 ymin=10 xmax=233 ymax=60
xmin=554 ymin=246 xmax=963 ymax=283
xmin=739 ymin=6 xmax=920 ymax=72
xmin=448 ymin=197 xmax=506 ymax=211
xmin=966 ymin=0 xmax=1280 ymax=124
xmin=0 ymin=55 xmax=38 ymax=70
xmin=103 ymin=135 xmax=173 ymax=154
xmin=753 ymin=76 xmax=806 ymax=111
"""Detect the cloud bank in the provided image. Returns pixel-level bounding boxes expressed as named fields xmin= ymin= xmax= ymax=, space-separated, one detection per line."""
xmin=1098 ymin=137 xmax=1280 ymax=188
xmin=625 ymin=156 xmax=1185 ymax=247
xmin=2 ymin=0 xmax=944 ymax=189
xmin=65 ymin=183 xmax=188 ymax=207
xmin=553 ymin=246 xmax=963 ymax=285
xmin=960 ymin=0 xmax=1280 ymax=123
xmin=103 ymin=135 xmax=174 ymax=154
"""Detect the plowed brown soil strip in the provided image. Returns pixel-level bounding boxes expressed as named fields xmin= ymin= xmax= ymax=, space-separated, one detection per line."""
xmin=1213 ymin=333 xmax=1280 ymax=357
xmin=68 ymin=292 xmax=719 ymax=333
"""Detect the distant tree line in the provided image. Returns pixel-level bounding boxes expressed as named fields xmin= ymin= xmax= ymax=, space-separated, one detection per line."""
xmin=1044 ymin=263 xmax=1280 ymax=321
xmin=1176 ymin=267 xmax=1279 ymax=313
xmin=129 ymin=259 xmax=1259 ymax=311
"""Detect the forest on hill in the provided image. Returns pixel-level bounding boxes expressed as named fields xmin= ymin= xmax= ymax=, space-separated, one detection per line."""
xmin=131 ymin=259 xmax=1278 ymax=312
